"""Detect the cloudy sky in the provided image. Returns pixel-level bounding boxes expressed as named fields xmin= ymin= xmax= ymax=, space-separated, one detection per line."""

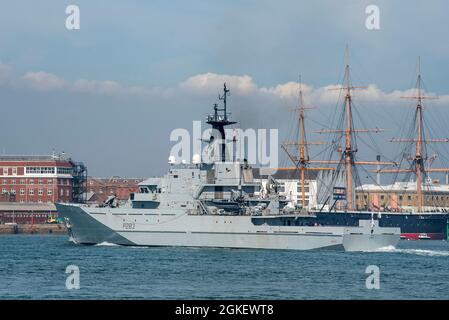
xmin=1 ymin=0 xmax=449 ymax=178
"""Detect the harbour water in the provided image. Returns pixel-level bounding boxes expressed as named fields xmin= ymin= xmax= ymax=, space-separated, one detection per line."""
xmin=0 ymin=235 xmax=448 ymax=299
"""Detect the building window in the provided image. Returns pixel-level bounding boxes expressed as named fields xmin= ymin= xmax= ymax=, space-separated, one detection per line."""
xmin=10 ymin=189 xmax=16 ymax=194
xmin=60 ymin=189 xmax=64 ymax=196
xmin=29 ymin=179 xmax=34 ymax=185
xmin=20 ymin=189 xmax=25 ymax=195
xmin=3 ymin=168 xmax=7 ymax=175
xmin=2 ymin=188 xmax=7 ymax=194
xmin=48 ymin=179 xmax=53 ymax=184
xmin=38 ymin=189 xmax=43 ymax=196
xmin=66 ymin=190 xmax=70 ymax=197
xmin=12 ymin=167 xmax=17 ymax=175
xmin=11 ymin=179 xmax=16 ymax=185
xmin=57 ymin=167 xmax=73 ymax=175
xmin=29 ymin=189 xmax=34 ymax=195
xmin=20 ymin=179 xmax=25 ymax=185
xmin=2 ymin=179 xmax=6 ymax=185
xmin=25 ymin=167 xmax=56 ymax=174
xmin=38 ymin=179 xmax=43 ymax=185
xmin=47 ymin=189 xmax=52 ymax=196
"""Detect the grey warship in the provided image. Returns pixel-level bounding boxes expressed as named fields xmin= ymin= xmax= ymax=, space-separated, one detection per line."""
xmin=56 ymin=84 xmax=400 ymax=251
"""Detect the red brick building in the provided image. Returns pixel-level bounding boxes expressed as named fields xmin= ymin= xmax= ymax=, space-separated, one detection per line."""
xmin=86 ymin=177 xmax=144 ymax=203
xmin=0 ymin=154 xmax=86 ymax=204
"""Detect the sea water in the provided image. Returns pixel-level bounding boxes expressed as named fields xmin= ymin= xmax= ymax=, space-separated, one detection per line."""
xmin=0 ymin=235 xmax=448 ymax=299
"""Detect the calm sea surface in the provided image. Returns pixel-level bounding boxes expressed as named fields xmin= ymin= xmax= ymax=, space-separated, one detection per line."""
xmin=0 ymin=235 xmax=448 ymax=299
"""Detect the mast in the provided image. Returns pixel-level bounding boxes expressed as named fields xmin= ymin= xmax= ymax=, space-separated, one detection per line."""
xmin=343 ymin=60 xmax=355 ymax=210
xmin=415 ymin=59 xmax=424 ymax=211
xmin=374 ymin=58 xmax=449 ymax=213
xmin=298 ymin=77 xmax=308 ymax=208
xmin=279 ymin=76 xmax=332 ymax=209
xmin=206 ymin=83 xmax=236 ymax=162
xmin=317 ymin=47 xmax=395 ymax=211
xmin=279 ymin=50 xmax=397 ymax=211
xmin=327 ymin=48 xmax=364 ymax=211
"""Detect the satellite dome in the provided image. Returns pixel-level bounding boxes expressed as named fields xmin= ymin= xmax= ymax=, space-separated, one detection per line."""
xmin=192 ymin=154 xmax=201 ymax=164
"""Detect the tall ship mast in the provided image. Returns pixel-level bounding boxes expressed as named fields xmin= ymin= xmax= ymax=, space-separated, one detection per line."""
xmin=279 ymin=76 xmax=332 ymax=209
xmin=373 ymin=58 xmax=449 ymax=212
xmin=314 ymin=48 xmax=396 ymax=211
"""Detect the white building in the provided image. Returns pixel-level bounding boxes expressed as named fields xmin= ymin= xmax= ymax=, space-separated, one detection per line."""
xmin=253 ymin=168 xmax=319 ymax=210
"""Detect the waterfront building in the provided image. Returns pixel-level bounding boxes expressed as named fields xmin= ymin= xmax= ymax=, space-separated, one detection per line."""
xmin=356 ymin=180 xmax=449 ymax=212
xmin=0 ymin=153 xmax=86 ymax=204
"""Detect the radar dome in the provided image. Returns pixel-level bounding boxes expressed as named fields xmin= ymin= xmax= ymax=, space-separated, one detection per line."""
xmin=192 ymin=154 xmax=201 ymax=164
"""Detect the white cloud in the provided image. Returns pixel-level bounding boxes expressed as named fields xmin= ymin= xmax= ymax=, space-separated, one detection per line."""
xmin=72 ymin=79 xmax=122 ymax=94
xmin=180 ymin=72 xmax=257 ymax=95
xmin=22 ymin=71 xmax=66 ymax=91
xmin=260 ymin=81 xmax=313 ymax=99
xmin=2 ymin=65 xmax=448 ymax=106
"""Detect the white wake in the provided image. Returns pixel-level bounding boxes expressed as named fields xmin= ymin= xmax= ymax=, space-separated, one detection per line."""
xmin=375 ymin=245 xmax=449 ymax=257
xmin=95 ymin=241 xmax=121 ymax=247
xmin=68 ymin=236 xmax=79 ymax=244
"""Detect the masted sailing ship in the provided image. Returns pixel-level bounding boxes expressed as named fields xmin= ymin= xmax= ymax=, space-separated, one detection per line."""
xmin=280 ymin=54 xmax=449 ymax=240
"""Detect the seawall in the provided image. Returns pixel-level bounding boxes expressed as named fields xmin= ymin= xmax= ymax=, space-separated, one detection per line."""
xmin=0 ymin=224 xmax=67 ymax=235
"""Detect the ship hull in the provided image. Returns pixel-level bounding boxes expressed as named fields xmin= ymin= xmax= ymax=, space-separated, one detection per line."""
xmin=313 ymin=212 xmax=449 ymax=241
xmin=55 ymin=203 xmax=400 ymax=251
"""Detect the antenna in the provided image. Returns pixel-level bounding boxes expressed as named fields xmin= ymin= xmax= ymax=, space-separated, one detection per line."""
xmin=218 ymin=83 xmax=230 ymax=120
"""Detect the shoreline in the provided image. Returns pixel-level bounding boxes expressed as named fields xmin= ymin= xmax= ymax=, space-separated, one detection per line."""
xmin=0 ymin=224 xmax=67 ymax=235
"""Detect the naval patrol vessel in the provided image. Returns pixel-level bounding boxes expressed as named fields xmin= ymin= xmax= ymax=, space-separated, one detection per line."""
xmin=56 ymin=84 xmax=400 ymax=251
